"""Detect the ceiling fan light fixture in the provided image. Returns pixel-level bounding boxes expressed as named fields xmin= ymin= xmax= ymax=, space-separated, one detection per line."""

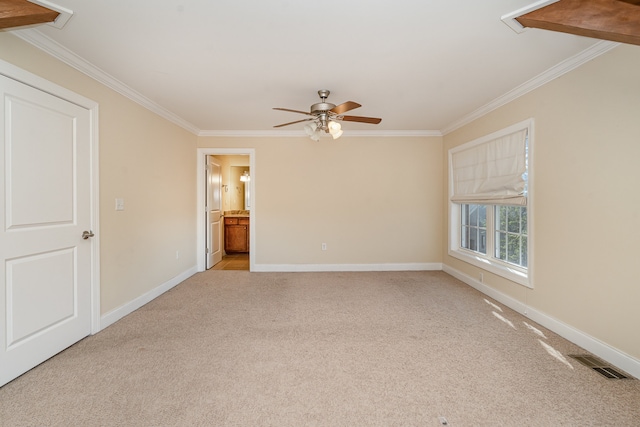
xmin=329 ymin=121 xmax=343 ymax=139
xmin=304 ymin=122 xmax=318 ymax=136
xmin=328 ymin=120 xmax=343 ymax=139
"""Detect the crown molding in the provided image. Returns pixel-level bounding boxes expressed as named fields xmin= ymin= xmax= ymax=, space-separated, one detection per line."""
xmin=13 ymin=28 xmax=617 ymax=139
xmin=441 ymin=40 xmax=619 ymax=135
xmin=198 ymin=129 xmax=442 ymax=138
xmin=12 ymin=28 xmax=201 ymax=135
xmin=199 ymin=130 xmax=306 ymax=138
xmin=14 ymin=28 xmax=439 ymax=139
xmin=347 ymin=130 xmax=442 ymax=137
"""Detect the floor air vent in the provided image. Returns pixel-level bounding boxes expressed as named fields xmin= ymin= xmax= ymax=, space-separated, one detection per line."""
xmin=569 ymin=354 xmax=634 ymax=379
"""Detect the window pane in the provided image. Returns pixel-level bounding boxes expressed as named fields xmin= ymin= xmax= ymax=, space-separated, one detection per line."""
xmin=479 ymin=205 xmax=486 ymax=228
xmin=470 ymin=227 xmax=477 ymax=251
xmin=508 ymin=234 xmax=521 ymax=264
xmin=461 ymin=204 xmax=488 ymax=255
xmin=508 ymin=206 xmax=520 ymax=233
xmin=470 ymin=205 xmax=478 ymax=227
xmin=496 ymin=231 xmax=506 ymax=260
xmin=461 ymin=226 xmax=468 ymax=248
xmin=493 ymin=206 xmax=527 ymax=267
xmin=498 ymin=206 xmax=507 ymax=231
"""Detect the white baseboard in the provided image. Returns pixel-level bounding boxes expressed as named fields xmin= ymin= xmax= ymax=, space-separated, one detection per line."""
xmin=442 ymin=264 xmax=528 ymax=314
xmin=442 ymin=263 xmax=640 ymax=380
xmin=99 ymin=265 xmax=198 ymax=331
xmin=253 ymin=263 xmax=442 ymax=272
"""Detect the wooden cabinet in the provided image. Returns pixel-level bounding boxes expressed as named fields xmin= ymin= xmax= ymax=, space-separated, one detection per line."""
xmin=224 ymin=216 xmax=249 ymax=253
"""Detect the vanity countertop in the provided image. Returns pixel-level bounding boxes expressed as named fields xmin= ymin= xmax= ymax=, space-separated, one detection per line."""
xmin=224 ymin=210 xmax=250 ymax=217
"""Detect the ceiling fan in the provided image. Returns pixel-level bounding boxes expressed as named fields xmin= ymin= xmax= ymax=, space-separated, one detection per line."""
xmin=273 ymin=90 xmax=382 ymax=140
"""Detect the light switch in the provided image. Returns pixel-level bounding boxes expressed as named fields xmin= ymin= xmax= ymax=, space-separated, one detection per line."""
xmin=115 ymin=198 xmax=125 ymax=211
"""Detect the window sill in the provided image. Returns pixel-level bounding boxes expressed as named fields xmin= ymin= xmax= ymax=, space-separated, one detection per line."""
xmin=449 ymin=248 xmax=532 ymax=288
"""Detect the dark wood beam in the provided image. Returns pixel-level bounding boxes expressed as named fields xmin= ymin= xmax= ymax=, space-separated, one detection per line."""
xmin=0 ymin=0 xmax=59 ymax=30
xmin=516 ymin=0 xmax=640 ymax=46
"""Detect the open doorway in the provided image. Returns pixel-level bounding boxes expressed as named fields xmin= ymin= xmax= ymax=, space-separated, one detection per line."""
xmin=197 ymin=148 xmax=255 ymax=272
xmin=210 ymin=159 xmax=249 ymax=270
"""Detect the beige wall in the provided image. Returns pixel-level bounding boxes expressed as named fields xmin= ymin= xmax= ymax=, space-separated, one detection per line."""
xmin=443 ymin=44 xmax=640 ymax=360
xmin=0 ymin=33 xmax=198 ymax=315
xmin=199 ymin=136 xmax=443 ymax=266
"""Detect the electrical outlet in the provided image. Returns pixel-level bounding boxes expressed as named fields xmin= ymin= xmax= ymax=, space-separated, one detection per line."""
xmin=479 ymin=273 xmax=484 ymax=282
xmin=321 ymin=243 xmax=327 ymax=251
xmin=115 ymin=198 xmax=124 ymax=211
xmin=176 ymin=250 xmax=180 ymax=259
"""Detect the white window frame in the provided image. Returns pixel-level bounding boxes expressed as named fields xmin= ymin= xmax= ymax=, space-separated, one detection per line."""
xmin=448 ymin=119 xmax=534 ymax=288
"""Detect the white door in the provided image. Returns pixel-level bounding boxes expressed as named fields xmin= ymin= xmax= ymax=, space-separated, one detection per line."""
xmin=206 ymin=157 xmax=222 ymax=269
xmin=0 ymin=74 xmax=93 ymax=387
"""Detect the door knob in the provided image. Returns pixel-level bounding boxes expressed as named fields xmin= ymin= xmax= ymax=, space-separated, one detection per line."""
xmin=82 ymin=230 xmax=95 ymax=240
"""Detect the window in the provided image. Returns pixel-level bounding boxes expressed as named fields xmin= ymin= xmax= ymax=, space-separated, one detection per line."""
xmin=495 ymin=205 xmax=527 ymax=267
xmin=449 ymin=119 xmax=533 ymax=287
xmin=461 ymin=204 xmax=486 ymax=254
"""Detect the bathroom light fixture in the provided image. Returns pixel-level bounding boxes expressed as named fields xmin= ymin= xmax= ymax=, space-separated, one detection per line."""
xmin=240 ymin=171 xmax=250 ymax=182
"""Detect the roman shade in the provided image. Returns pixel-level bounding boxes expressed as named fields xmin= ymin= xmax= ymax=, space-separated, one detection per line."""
xmin=451 ymin=129 xmax=527 ymax=206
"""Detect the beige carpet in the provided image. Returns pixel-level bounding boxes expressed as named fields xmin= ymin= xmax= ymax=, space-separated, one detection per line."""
xmin=1 ymin=270 xmax=639 ymax=426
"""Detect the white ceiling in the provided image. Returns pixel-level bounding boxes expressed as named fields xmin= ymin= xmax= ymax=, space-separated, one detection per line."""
xmin=21 ymin=0 xmax=606 ymax=135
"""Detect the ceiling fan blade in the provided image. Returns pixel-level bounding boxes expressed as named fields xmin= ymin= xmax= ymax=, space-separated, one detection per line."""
xmin=341 ymin=115 xmax=382 ymax=124
xmin=273 ymin=107 xmax=313 ymax=116
xmin=330 ymin=101 xmax=361 ymax=115
xmin=273 ymin=118 xmax=314 ymax=128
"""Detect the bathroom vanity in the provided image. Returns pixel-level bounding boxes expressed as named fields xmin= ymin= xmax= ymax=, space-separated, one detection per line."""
xmin=224 ymin=211 xmax=249 ymax=253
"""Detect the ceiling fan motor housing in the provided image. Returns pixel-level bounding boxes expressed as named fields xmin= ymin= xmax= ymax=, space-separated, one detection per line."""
xmin=311 ymin=89 xmax=335 ymax=114
xmin=310 ymin=102 xmax=336 ymax=114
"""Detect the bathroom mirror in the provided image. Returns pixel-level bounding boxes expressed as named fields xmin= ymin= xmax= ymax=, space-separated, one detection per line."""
xmin=230 ymin=166 xmax=250 ymax=210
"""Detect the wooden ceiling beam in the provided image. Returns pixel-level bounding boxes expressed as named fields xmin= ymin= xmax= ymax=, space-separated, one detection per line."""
xmin=0 ymin=0 xmax=59 ymax=30
xmin=516 ymin=0 xmax=640 ymax=46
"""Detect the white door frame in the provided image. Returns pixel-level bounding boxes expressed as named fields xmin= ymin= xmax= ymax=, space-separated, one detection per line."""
xmin=0 ymin=59 xmax=101 ymax=334
xmin=196 ymin=148 xmax=255 ymax=272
